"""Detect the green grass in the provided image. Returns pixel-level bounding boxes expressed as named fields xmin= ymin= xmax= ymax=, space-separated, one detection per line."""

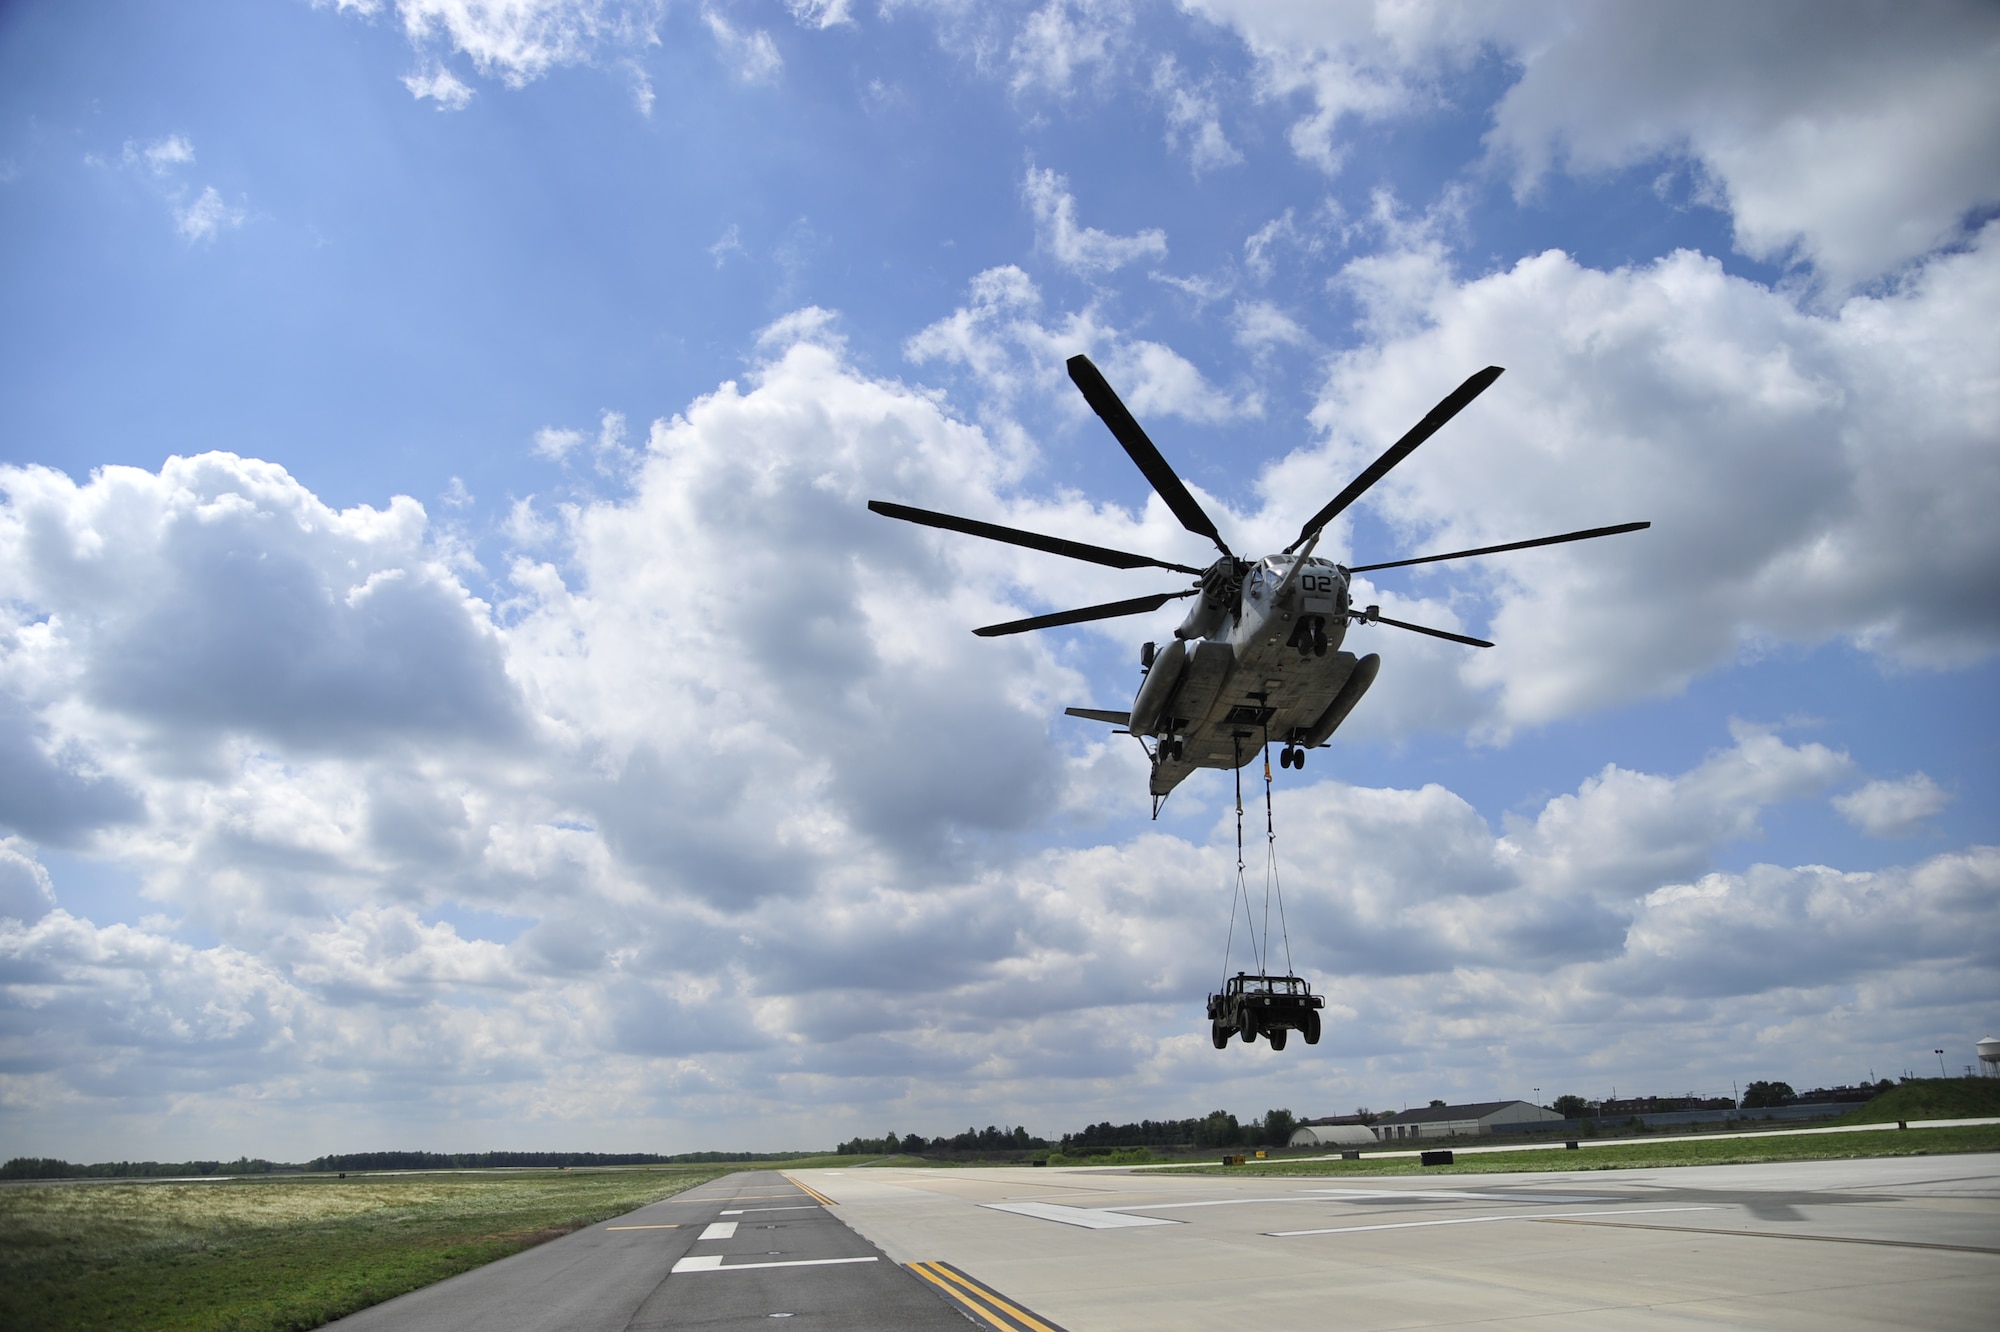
xmin=1836 ymin=1077 xmax=2000 ymax=1124
xmin=0 ymin=1166 xmax=730 ymax=1332
xmin=1172 ymin=1123 xmax=2000 ymax=1178
xmin=1044 ymin=1147 xmax=1160 ymax=1167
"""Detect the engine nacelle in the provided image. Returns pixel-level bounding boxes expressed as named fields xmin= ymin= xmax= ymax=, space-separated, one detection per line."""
xmin=1128 ymin=637 xmax=1187 ymax=736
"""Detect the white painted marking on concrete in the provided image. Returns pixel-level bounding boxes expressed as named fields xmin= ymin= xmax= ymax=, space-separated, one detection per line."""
xmin=1269 ymin=1205 xmax=1725 ymax=1237
xmin=700 ymin=1221 xmax=739 ymax=1240
xmin=671 ymin=1255 xmax=880 ymax=1274
xmin=1303 ymin=1188 xmax=1613 ymax=1205
xmin=983 ymin=1201 xmax=1180 ymax=1229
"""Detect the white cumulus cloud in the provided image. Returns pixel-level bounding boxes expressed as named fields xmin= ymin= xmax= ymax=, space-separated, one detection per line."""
xmin=1022 ymin=166 xmax=1168 ymax=276
xmin=1188 ymin=0 xmax=2000 ymax=290
xmin=1834 ymin=774 xmax=1953 ymax=838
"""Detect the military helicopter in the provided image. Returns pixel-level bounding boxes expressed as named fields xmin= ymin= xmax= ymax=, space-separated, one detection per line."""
xmin=870 ymin=355 xmax=1647 ymax=814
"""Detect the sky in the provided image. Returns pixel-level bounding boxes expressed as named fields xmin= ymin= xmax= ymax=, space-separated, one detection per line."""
xmin=1 ymin=0 xmax=1997 ymax=1161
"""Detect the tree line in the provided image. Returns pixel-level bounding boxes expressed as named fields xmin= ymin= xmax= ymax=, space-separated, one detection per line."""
xmin=1 ymin=1156 xmax=281 ymax=1179
xmin=306 ymin=1149 xmax=814 ymax=1171
xmin=835 ymin=1109 xmax=1302 ymax=1158
xmin=836 ymin=1125 xmax=1045 ymax=1156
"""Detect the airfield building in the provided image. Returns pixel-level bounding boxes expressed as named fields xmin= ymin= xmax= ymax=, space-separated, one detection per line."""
xmin=1369 ymin=1100 xmax=1562 ymax=1141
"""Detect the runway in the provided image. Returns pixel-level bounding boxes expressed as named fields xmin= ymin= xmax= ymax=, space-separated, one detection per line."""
xmin=330 ymin=1154 xmax=2000 ymax=1330
xmin=323 ymin=1170 xmax=977 ymax=1330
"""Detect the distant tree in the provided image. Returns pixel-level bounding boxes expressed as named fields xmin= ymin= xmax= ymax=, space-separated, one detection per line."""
xmin=1428 ymin=1099 xmax=1447 ymax=1109
xmin=1551 ymin=1095 xmax=1593 ymax=1119
xmin=1192 ymin=1110 xmax=1242 ymax=1148
xmin=900 ymin=1134 xmax=926 ymax=1154
xmin=1353 ymin=1107 xmax=1378 ymax=1125
xmin=1261 ymin=1109 xmax=1297 ymax=1146
xmin=1741 ymin=1080 xmax=1795 ymax=1108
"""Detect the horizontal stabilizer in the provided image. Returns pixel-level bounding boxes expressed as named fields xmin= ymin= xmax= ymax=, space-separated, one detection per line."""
xmin=1064 ymin=707 xmax=1133 ymax=726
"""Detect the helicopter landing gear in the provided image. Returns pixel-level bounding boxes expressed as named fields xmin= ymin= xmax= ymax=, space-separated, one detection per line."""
xmin=1279 ymin=744 xmax=1305 ymax=769
xmin=1158 ymin=736 xmax=1185 ymax=762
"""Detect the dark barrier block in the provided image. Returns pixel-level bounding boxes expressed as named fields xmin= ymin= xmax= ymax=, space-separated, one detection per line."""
xmin=1341 ymin=1151 xmax=1361 ymax=1160
xmin=1420 ymin=1150 xmax=1454 ymax=1166
xmin=1565 ymin=1141 xmax=1579 ymax=1150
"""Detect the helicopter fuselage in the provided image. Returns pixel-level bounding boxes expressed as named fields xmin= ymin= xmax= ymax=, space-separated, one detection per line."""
xmin=1123 ymin=553 xmax=1381 ymax=799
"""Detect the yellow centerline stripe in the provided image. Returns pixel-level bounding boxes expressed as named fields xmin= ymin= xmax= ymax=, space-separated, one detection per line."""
xmin=909 ymin=1264 xmax=1006 ymax=1327
xmin=909 ymin=1260 xmax=1065 ymax=1332
xmin=782 ymin=1174 xmax=837 ymax=1207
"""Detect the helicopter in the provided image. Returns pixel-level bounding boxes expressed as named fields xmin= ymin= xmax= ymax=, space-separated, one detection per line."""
xmin=870 ymin=355 xmax=1648 ymax=815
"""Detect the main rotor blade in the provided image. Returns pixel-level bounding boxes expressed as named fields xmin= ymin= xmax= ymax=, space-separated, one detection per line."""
xmin=973 ymin=589 xmax=1197 ymax=638
xmin=1348 ymin=521 xmax=1651 ymax=573
xmin=868 ymin=501 xmax=1206 ymax=575
xmin=1355 ymin=611 xmax=1494 ymax=648
xmin=1066 ymin=354 xmax=1231 ymax=558
xmin=1291 ymin=365 xmax=1505 ymax=550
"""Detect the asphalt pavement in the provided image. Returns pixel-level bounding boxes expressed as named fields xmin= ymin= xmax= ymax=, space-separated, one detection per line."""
xmin=325 ymin=1170 xmax=983 ymax=1331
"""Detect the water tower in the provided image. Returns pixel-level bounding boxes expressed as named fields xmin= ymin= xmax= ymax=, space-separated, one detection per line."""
xmin=1979 ymin=1036 xmax=2000 ymax=1077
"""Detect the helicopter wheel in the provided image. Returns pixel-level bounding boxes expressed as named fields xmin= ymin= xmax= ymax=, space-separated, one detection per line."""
xmin=1293 ymin=748 xmax=1306 ymax=770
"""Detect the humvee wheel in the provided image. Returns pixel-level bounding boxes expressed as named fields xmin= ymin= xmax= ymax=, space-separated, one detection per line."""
xmin=1238 ymin=1009 xmax=1256 ymax=1043
xmin=1269 ymin=1027 xmax=1288 ymax=1051
xmin=1303 ymin=1009 xmax=1321 ymax=1045
xmin=1210 ymin=1020 xmax=1229 ymax=1050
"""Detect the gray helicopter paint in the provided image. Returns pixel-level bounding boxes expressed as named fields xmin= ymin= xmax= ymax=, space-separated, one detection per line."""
xmin=1139 ymin=555 xmax=1375 ymax=799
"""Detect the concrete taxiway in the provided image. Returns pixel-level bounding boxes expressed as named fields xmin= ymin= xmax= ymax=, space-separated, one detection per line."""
xmin=330 ymin=1153 xmax=2000 ymax=1330
xmin=806 ymin=1153 xmax=2000 ymax=1330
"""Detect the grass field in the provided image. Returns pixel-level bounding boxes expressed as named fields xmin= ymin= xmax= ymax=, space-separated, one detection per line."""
xmin=0 ymin=1165 xmax=730 ymax=1332
xmin=1836 ymin=1077 xmax=2000 ymax=1124
xmin=1172 ymin=1122 xmax=2000 ymax=1178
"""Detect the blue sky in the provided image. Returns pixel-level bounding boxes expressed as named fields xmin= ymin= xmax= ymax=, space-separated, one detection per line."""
xmin=2 ymin=1 xmax=1998 ymax=1159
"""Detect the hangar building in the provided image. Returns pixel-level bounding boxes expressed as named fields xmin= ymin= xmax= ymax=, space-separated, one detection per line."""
xmin=1371 ymin=1100 xmax=1561 ymax=1141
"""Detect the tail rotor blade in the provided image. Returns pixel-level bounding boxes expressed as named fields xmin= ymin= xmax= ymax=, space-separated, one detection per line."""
xmin=1348 ymin=521 xmax=1651 ymax=573
xmin=1066 ymin=354 xmax=1232 ymax=558
xmin=868 ymin=501 xmax=1206 ymax=575
xmin=973 ymin=589 xmax=1197 ymax=638
xmin=1291 ymin=366 xmax=1504 ymax=550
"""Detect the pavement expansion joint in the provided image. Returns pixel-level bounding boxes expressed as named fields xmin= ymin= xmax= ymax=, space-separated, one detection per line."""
xmin=1267 ymin=1205 xmax=1726 ymax=1237
xmin=1533 ymin=1215 xmax=2000 ymax=1254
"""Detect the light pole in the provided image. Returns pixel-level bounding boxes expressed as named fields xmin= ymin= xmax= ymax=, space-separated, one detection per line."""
xmin=1936 ymin=1049 xmax=1948 ymax=1078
